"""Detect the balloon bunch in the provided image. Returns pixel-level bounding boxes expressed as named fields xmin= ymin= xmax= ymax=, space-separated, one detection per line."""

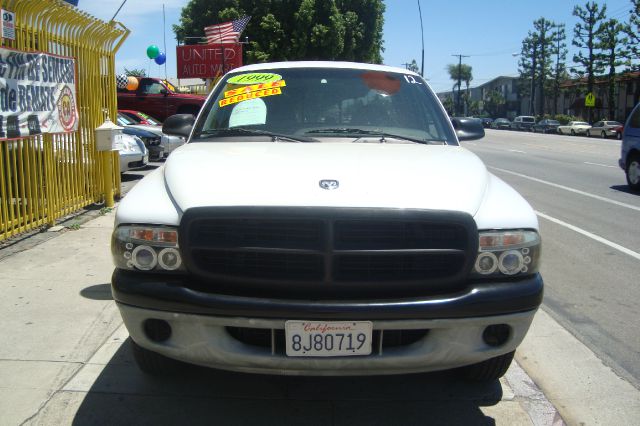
xmin=116 ymin=74 xmax=139 ymax=91
xmin=147 ymin=45 xmax=166 ymax=65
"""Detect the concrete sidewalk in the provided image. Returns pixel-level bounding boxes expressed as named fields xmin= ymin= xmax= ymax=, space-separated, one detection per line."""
xmin=3 ymin=206 xmax=622 ymax=425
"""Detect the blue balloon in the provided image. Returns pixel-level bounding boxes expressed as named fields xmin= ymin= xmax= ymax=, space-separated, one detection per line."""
xmin=154 ymin=52 xmax=166 ymax=65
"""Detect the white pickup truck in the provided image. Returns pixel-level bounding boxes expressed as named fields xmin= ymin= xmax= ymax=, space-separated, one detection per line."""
xmin=110 ymin=62 xmax=543 ymax=381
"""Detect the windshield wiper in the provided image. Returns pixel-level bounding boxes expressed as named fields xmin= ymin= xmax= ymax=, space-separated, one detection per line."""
xmin=305 ymin=128 xmax=446 ymax=145
xmin=196 ymin=128 xmax=317 ymax=143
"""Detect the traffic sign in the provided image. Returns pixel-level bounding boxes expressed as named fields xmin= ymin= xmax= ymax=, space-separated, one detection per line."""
xmin=585 ymin=92 xmax=595 ymax=107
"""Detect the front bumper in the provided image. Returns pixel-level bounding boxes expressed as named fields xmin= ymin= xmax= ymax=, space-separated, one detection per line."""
xmin=112 ymin=271 xmax=542 ymax=375
xmin=118 ymin=152 xmax=147 ymax=173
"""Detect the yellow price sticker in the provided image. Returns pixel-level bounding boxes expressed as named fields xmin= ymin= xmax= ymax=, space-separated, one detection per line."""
xmin=224 ymin=80 xmax=286 ymax=98
xmin=228 ymin=73 xmax=282 ymax=85
xmin=219 ymin=87 xmax=283 ymax=107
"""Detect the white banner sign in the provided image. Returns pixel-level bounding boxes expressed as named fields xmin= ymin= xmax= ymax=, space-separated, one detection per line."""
xmin=1 ymin=10 xmax=15 ymax=41
xmin=0 ymin=48 xmax=78 ymax=140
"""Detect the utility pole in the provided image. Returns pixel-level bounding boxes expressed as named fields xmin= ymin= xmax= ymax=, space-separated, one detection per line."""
xmin=417 ymin=0 xmax=425 ymax=77
xmin=452 ymin=54 xmax=469 ymax=116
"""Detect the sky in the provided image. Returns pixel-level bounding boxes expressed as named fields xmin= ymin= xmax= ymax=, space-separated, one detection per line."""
xmin=76 ymin=0 xmax=634 ymax=93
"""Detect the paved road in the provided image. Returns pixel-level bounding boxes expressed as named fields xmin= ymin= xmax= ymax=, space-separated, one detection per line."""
xmin=462 ymin=129 xmax=640 ymax=389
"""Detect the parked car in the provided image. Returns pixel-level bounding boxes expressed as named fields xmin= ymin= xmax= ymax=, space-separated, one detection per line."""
xmin=613 ymin=125 xmax=624 ymax=140
xmin=532 ymin=119 xmax=560 ymax=134
xmin=491 ymin=118 xmax=511 ymax=130
xmin=510 ymin=116 xmax=536 ymax=131
xmin=117 ymin=112 xmax=186 ymax=159
xmin=116 ymin=113 xmax=164 ymax=161
xmin=481 ymin=118 xmax=493 ymax=128
xmin=557 ymin=121 xmax=591 ymax=136
xmin=619 ymin=103 xmax=640 ymax=191
xmin=111 ymin=61 xmax=543 ymax=382
xmin=587 ymin=121 xmax=624 ymax=138
xmin=119 ymin=109 xmax=163 ymax=126
xmin=117 ymin=77 xmax=206 ymax=121
xmin=114 ymin=133 xmax=148 ymax=173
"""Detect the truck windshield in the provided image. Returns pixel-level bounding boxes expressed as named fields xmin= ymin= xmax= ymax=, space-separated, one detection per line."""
xmin=192 ymin=67 xmax=456 ymax=145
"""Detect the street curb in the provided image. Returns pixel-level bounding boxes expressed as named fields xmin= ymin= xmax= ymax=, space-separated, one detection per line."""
xmin=516 ymin=308 xmax=640 ymax=425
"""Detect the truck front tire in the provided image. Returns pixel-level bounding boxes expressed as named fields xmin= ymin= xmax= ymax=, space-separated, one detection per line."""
xmin=458 ymin=350 xmax=515 ymax=382
xmin=131 ymin=340 xmax=180 ymax=375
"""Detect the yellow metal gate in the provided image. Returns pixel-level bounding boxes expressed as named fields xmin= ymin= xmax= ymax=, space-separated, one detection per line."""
xmin=0 ymin=0 xmax=129 ymax=241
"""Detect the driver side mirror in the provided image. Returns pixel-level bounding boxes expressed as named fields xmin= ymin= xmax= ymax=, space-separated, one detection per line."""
xmin=451 ymin=117 xmax=485 ymax=141
xmin=163 ymin=114 xmax=195 ymax=138
xmin=160 ymin=89 xmax=169 ymax=96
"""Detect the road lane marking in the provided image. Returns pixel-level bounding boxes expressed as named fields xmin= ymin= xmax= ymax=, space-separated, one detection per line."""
xmin=490 ymin=167 xmax=640 ymax=212
xmin=535 ymin=211 xmax=640 ymax=261
xmin=508 ymin=149 xmax=527 ymax=153
xmin=584 ymin=162 xmax=616 ymax=168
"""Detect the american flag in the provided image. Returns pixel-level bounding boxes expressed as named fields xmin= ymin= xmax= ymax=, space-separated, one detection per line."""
xmin=204 ymin=16 xmax=251 ymax=44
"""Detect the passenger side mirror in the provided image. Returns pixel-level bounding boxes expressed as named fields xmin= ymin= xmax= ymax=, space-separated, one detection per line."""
xmin=162 ymin=114 xmax=195 ymax=138
xmin=451 ymin=117 xmax=485 ymax=141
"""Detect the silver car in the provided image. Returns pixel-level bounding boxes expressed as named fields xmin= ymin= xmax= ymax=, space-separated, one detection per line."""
xmin=115 ymin=133 xmax=148 ymax=173
xmin=587 ymin=120 xmax=623 ymax=138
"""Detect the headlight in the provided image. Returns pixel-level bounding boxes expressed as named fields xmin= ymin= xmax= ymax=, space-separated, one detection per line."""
xmin=140 ymin=136 xmax=161 ymax=146
xmin=114 ymin=135 xmax=135 ymax=152
xmin=471 ymin=230 xmax=540 ymax=278
xmin=111 ymin=225 xmax=185 ymax=272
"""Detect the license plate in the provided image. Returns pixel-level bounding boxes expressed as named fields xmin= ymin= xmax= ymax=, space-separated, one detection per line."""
xmin=285 ymin=321 xmax=373 ymax=357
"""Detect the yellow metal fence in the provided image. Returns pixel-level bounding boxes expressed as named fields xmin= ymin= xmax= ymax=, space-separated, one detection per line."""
xmin=0 ymin=0 xmax=128 ymax=241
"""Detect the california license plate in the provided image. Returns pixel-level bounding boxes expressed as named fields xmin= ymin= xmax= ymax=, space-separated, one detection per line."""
xmin=285 ymin=321 xmax=373 ymax=357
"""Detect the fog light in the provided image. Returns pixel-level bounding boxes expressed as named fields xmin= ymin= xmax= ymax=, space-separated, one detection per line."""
xmin=132 ymin=245 xmax=157 ymax=270
xmin=483 ymin=324 xmax=511 ymax=347
xmin=143 ymin=319 xmax=172 ymax=342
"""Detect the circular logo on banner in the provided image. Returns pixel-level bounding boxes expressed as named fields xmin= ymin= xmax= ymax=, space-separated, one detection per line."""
xmin=228 ymin=73 xmax=282 ymax=85
xmin=57 ymin=86 xmax=77 ymax=131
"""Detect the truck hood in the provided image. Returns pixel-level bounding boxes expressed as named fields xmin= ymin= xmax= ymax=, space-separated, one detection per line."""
xmin=162 ymin=142 xmax=489 ymax=215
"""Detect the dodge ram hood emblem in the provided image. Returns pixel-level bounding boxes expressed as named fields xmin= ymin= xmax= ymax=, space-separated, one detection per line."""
xmin=319 ymin=179 xmax=339 ymax=190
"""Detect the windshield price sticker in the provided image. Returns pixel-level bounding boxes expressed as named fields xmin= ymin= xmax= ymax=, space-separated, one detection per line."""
xmin=224 ymin=80 xmax=286 ymax=98
xmin=285 ymin=321 xmax=373 ymax=357
xmin=228 ymin=73 xmax=282 ymax=85
xmin=219 ymin=87 xmax=282 ymax=107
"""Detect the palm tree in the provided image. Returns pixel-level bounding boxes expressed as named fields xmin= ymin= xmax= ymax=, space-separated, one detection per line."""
xmin=447 ymin=63 xmax=473 ymax=115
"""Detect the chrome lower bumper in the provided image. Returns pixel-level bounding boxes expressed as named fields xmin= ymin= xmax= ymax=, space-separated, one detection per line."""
xmin=117 ymin=303 xmax=537 ymax=376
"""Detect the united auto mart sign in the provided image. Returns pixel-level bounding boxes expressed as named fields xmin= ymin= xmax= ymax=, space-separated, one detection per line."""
xmin=0 ymin=47 xmax=78 ymax=140
xmin=176 ymin=44 xmax=242 ymax=79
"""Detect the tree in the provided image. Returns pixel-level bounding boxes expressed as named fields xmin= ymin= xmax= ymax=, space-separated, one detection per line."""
xmin=406 ymin=59 xmax=419 ymax=73
xmin=572 ymin=1 xmax=607 ymax=122
xmin=173 ymin=0 xmax=385 ymax=64
xmin=518 ymin=18 xmax=559 ymax=117
xmin=550 ymin=24 xmax=568 ymax=116
xmin=446 ymin=63 xmax=472 ymax=116
xmin=483 ymin=89 xmax=506 ymax=118
xmin=533 ymin=18 xmax=556 ymax=117
xmin=518 ymin=32 xmax=538 ymax=115
xmin=625 ymin=0 xmax=639 ymax=67
xmin=124 ymin=68 xmax=146 ymax=77
xmin=441 ymin=95 xmax=454 ymax=116
xmin=596 ymin=19 xmax=629 ymax=120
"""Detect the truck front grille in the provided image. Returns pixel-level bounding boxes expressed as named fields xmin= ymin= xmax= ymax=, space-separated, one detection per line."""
xmin=180 ymin=207 xmax=478 ymax=297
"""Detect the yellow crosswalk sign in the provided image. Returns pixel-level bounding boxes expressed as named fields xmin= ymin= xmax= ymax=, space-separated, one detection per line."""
xmin=585 ymin=92 xmax=595 ymax=107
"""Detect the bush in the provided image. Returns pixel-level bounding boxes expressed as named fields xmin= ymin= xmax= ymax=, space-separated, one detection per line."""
xmin=552 ymin=114 xmax=583 ymax=125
